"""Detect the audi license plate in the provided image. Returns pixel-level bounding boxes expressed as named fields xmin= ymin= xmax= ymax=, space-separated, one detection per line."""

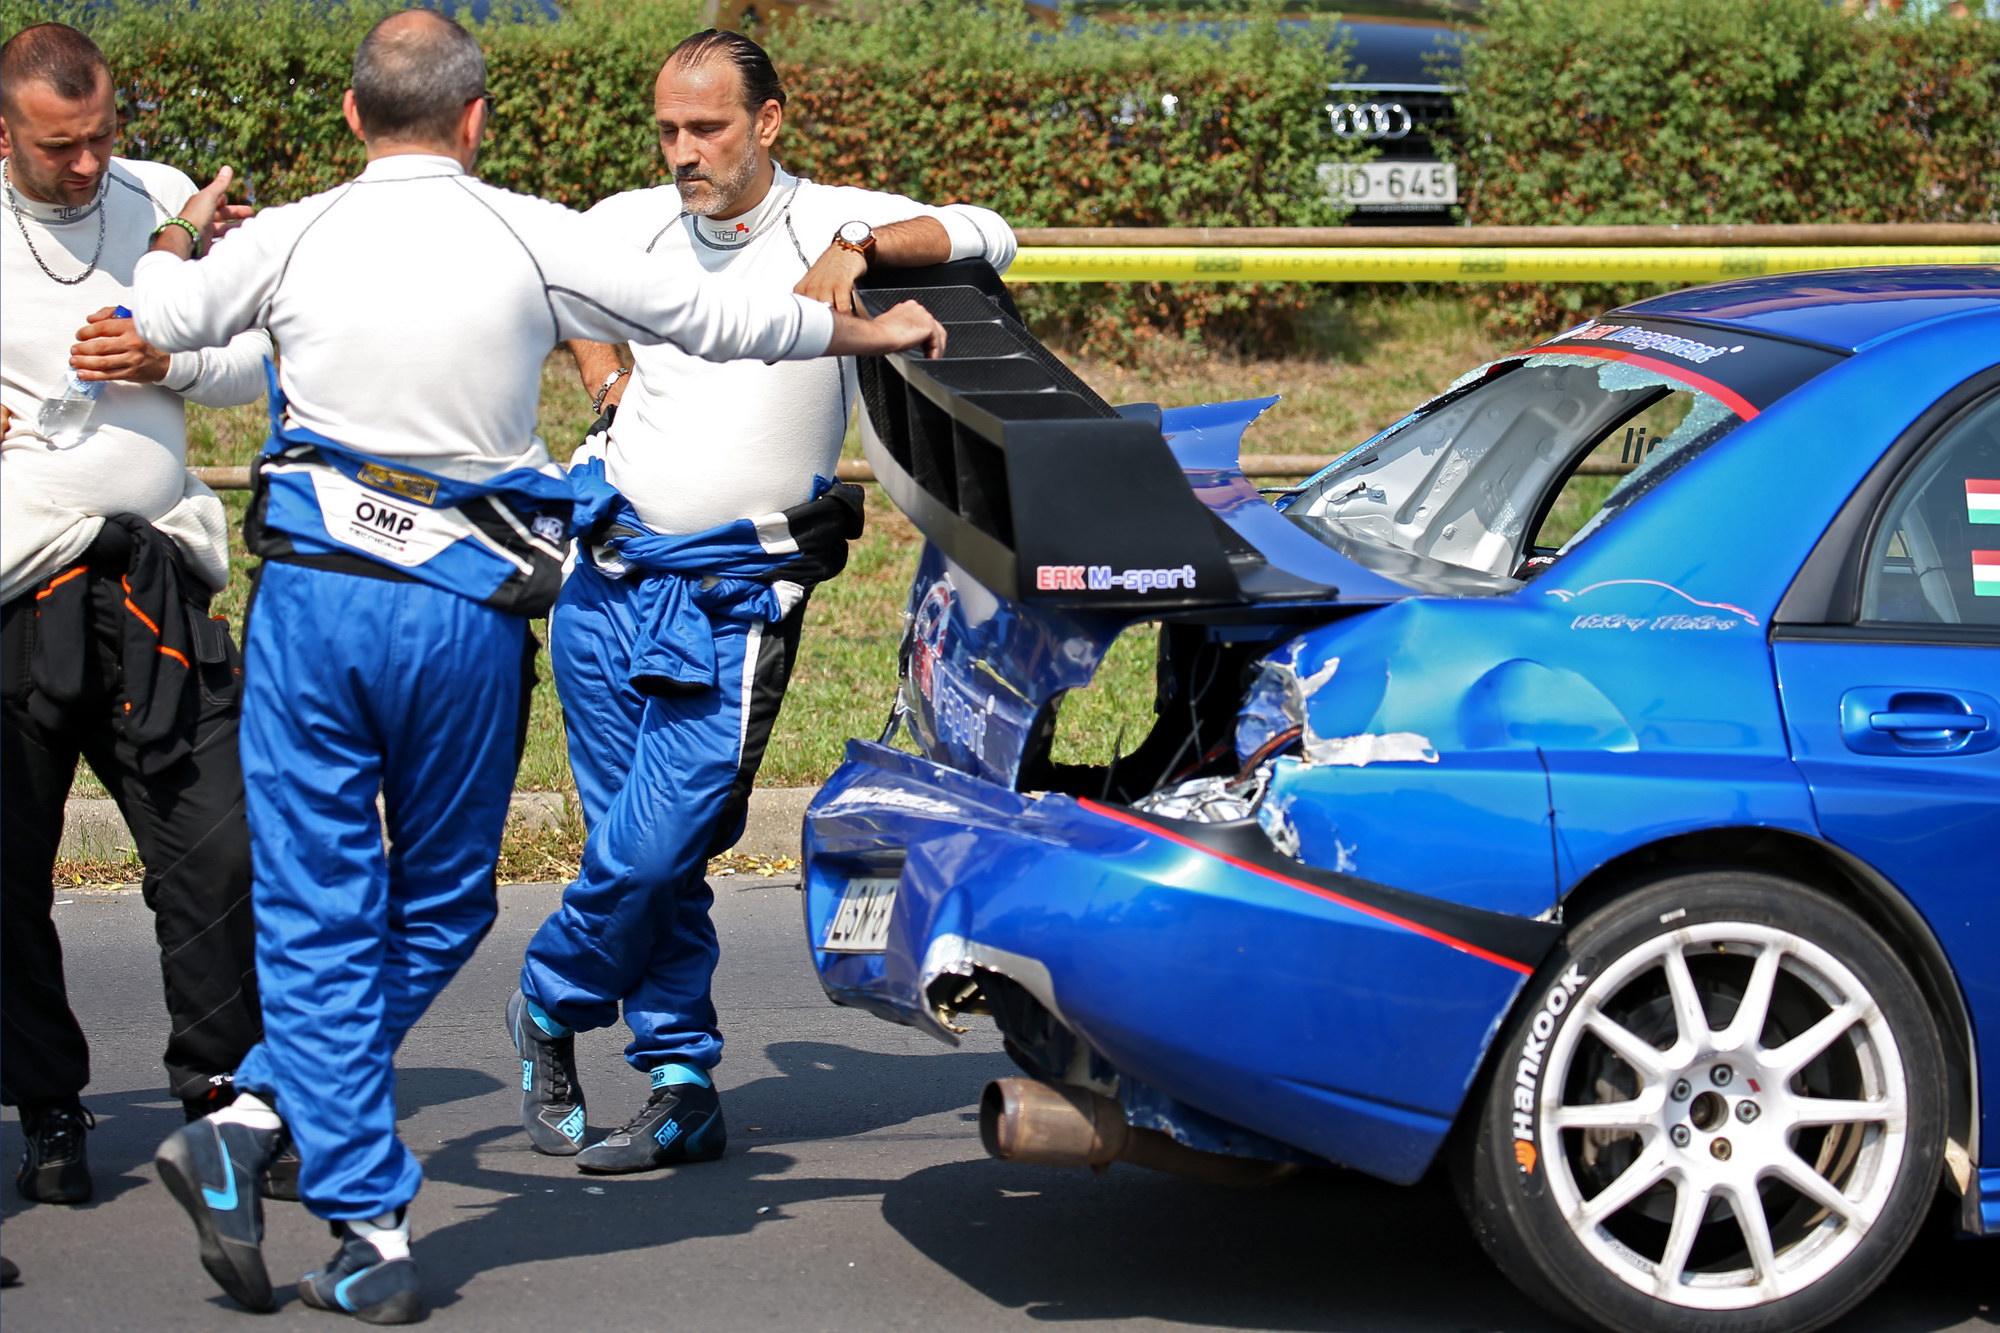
xmin=822 ymin=876 xmax=899 ymax=953
xmin=1318 ymin=162 xmax=1458 ymax=208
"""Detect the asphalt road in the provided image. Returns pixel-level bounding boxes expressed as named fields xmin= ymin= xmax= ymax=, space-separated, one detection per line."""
xmin=3 ymin=879 xmax=1992 ymax=1332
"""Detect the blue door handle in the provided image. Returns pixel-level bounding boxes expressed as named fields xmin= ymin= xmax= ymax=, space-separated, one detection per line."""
xmin=1869 ymin=711 xmax=1990 ymax=733
xmin=1840 ymin=688 xmax=2000 ymax=757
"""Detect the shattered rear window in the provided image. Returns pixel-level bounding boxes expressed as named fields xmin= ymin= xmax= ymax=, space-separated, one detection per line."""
xmin=1282 ymin=320 xmax=1845 ymax=581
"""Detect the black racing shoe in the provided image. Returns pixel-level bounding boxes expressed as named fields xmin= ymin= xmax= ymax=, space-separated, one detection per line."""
xmin=298 ymin=1217 xmax=422 ymax=1325
xmin=262 ymin=1128 xmax=301 ymax=1203
xmin=15 ymin=1101 xmax=94 ymax=1204
xmin=154 ymin=1117 xmax=278 ymax=1313
xmin=507 ymin=989 xmax=584 ymax=1156
xmin=575 ymin=1065 xmax=725 ymax=1175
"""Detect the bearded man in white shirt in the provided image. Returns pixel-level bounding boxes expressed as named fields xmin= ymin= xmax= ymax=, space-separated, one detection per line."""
xmin=0 ymin=21 xmax=271 ymax=1205
xmin=509 ymin=28 xmax=1015 ymax=1175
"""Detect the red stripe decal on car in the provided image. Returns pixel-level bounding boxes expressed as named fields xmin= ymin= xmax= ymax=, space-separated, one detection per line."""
xmin=1522 ymin=344 xmax=1760 ymax=421
xmin=1078 ymin=797 xmax=1533 ymax=975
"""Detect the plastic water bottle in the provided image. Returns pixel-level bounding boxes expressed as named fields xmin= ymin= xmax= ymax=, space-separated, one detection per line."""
xmin=37 ymin=304 xmax=129 ymax=450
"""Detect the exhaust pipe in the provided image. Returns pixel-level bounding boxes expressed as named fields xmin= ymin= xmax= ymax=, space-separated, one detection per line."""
xmin=979 ymin=1078 xmax=1298 ymax=1186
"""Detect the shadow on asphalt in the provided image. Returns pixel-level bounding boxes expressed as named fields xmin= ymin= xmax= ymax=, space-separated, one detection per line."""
xmin=398 ymin=1065 xmax=505 ymax=1114
xmin=412 ymin=1041 xmax=1018 ymax=1315
xmin=10 ymin=1049 xmax=1991 ymax=1332
xmin=885 ymin=1161 xmax=1564 ymax=1331
xmin=878 ymin=1160 xmax=1995 ymax=1332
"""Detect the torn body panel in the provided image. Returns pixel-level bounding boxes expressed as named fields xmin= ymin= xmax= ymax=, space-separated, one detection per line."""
xmin=804 ymin=742 xmax=1558 ymax=1183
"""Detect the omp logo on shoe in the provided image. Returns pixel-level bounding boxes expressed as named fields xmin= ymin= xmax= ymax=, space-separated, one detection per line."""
xmin=521 ymin=1060 xmax=533 ymax=1091
xmin=1512 ymin=963 xmax=1589 ymax=1175
xmin=556 ymin=1107 xmax=585 ymax=1143
xmin=358 ymin=463 xmax=438 ymax=505
xmin=655 ymin=1117 xmax=682 ymax=1148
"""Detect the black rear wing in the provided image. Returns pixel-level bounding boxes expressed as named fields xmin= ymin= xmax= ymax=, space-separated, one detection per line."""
xmin=854 ymin=264 xmax=1255 ymax=612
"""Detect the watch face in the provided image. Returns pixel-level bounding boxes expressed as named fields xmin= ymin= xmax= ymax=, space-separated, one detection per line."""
xmin=838 ymin=221 xmax=872 ymax=246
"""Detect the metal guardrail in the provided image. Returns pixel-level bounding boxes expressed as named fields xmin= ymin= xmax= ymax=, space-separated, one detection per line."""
xmin=1011 ymin=245 xmax=2000 ymax=283
xmin=1015 ymin=224 xmax=2000 ymax=247
xmin=185 ymin=225 xmax=1982 ymax=490
xmin=1007 ymin=222 xmax=2000 ymax=284
xmin=189 ymin=455 xmax=1636 ymax=492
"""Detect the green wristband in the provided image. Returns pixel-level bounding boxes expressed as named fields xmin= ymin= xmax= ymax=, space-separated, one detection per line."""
xmin=150 ymin=216 xmax=203 ymax=257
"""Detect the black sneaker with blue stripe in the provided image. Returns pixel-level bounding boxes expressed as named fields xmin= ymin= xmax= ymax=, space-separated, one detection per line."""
xmin=298 ymin=1214 xmax=422 ymax=1325
xmin=154 ymin=1117 xmax=278 ymax=1313
xmin=508 ymin=988 xmax=585 ymax=1155
xmin=576 ymin=1063 xmax=725 ymax=1175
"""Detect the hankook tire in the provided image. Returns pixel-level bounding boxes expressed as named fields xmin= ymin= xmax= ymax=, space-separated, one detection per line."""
xmin=1456 ymin=870 xmax=1946 ymax=1333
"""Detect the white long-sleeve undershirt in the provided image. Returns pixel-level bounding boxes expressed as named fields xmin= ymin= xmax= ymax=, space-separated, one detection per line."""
xmin=132 ymin=153 xmax=835 ymax=484
xmin=2 ymin=156 xmax=271 ymax=601
xmin=581 ymin=164 xmax=1016 ymax=534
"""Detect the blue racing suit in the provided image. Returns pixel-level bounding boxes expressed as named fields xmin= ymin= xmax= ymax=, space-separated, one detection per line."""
xmin=519 ymin=459 xmax=858 ymax=1072
xmin=230 ymin=390 xmax=570 ymax=1218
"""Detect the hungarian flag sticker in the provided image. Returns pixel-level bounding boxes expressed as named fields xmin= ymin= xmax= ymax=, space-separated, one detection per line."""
xmin=1968 ymin=479 xmax=2000 ymax=525
xmin=1976 ymin=550 xmax=2000 ymax=597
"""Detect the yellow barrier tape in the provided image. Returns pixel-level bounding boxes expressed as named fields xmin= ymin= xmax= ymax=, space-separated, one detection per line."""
xmin=1008 ymin=245 xmax=2000 ymax=284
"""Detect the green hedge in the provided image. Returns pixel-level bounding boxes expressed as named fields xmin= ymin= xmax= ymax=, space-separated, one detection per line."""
xmin=9 ymin=0 xmax=1997 ymax=349
xmin=1 ymin=0 xmax=1361 ymax=356
xmin=1451 ymin=0 xmax=2000 ymax=328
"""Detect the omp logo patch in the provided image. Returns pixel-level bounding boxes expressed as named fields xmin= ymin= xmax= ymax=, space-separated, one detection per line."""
xmin=556 ymin=1106 xmax=585 ymax=1143
xmin=655 ymin=1117 xmax=683 ymax=1148
xmin=521 ymin=1060 xmax=533 ymax=1091
xmin=1512 ymin=963 xmax=1589 ymax=1174
xmin=359 ymin=463 xmax=438 ymax=505
xmin=531 ymin=515 xmax=566 ymax=544
xmin=353 ymin=498 xmax=417 ymax=540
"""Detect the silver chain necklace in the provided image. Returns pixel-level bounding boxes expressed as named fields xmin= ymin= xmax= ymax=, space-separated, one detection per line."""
xmin=4 ymin=160 xmax=108 ymax=285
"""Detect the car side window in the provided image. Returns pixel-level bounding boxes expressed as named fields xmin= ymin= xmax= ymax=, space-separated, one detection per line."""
xmin=1859 ymin=392 xmax=2000 ymax=628
xmin=1531 ymin=390 xmax=1703 ymax=550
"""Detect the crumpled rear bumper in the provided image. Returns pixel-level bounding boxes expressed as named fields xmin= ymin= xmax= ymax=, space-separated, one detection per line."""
xmin=803 ymin=740 xmax=1550 ymax=1184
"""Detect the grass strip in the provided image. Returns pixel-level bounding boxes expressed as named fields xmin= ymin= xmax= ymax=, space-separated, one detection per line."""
xmin=66 ymin=294 xmax=1512 ymax=878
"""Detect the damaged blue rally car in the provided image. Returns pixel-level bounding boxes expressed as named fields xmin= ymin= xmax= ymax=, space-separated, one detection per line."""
xmin=805 ymin=264 xmax=2000 ymax=1333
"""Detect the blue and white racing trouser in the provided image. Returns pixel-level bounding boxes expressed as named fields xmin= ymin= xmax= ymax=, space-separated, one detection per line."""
xmin=518 ymin=556 xmax=802 ymax=1072
xmin=233 ymin=561 xmax=527 ymax=1220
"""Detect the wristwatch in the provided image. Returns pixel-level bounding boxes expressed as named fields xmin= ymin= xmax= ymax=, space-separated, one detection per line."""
xmin=832 ymin=220 xmax=876 ymax=263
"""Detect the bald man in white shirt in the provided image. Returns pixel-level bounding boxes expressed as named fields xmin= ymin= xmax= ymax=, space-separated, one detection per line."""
xmin=134 ymin=11 xmax=944 ymax=1323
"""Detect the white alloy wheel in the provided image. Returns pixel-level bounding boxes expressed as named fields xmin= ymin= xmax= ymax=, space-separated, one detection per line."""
xmin=1458 ymin=871 xmax=1946 ymax=1333
xmin=1542 ymin=921 xmax=1904 ymax=1306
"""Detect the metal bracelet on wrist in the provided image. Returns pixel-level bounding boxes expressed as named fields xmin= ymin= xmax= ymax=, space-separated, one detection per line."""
xmin=591 ymin=367 xmax=630 ymax=415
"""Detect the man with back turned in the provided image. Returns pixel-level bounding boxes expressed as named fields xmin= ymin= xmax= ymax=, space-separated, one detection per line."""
xmin=131 ymin=10 xmax=944 ymax=1322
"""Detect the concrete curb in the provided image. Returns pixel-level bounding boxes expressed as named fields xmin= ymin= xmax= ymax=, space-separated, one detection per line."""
xmin=59 ymin=785 xmax=818 ymax=865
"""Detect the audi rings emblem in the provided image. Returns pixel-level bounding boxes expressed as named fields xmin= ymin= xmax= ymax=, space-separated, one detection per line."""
xmin=1324 ymin=102 xmax=1413 ymax=140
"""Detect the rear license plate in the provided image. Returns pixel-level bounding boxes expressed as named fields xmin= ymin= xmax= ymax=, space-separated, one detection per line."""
xmin=822 ymin=876 xmax=899 ymax=953
xmin=1317 ymin=161 xmax=1459 ymax=207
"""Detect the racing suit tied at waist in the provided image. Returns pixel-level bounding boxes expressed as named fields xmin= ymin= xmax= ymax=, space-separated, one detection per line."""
xmin=568 ymin=456 xmax=862 ymax=695
xmin=246 ymin=362 xmax=576 ymax=617
xmin=16 ymin=515 xmax=241 ymax=776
